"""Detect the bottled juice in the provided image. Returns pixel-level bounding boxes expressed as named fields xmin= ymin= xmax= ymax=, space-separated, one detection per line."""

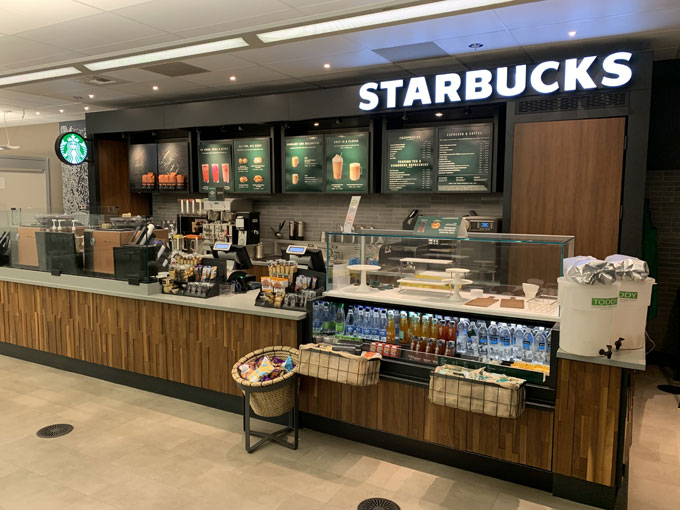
xmin=419 ymin=336 xmax=429 ymax=352
xmin=411 ymin=313 xmax=422 ymax=338
xmin=411 ymin=336 xmax=420 ymax=351
xmin=400 ymin=311 xmax=410 ymax=345
xmin=386 ymin=310 xmax=396 ymax=344
xmin=422 ymin=315 xmax=431 ymax=339
xmin=432 ymin=317 xmax=440 ymax=340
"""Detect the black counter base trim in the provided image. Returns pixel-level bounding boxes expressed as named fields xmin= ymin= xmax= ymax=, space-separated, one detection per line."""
xmin=299 ymin=412 xmax=553 ymax=492
xmin=552 ymin=474 xmax=618 ymax=510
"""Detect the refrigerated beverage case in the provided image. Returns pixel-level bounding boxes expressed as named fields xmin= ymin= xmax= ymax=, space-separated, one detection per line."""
xmin=335 ymin=305 xmax=345 ymax=335
xmin=201 ymin=164 xmax=210 ymax=183
xmin=386 ymin=311 xmax=395 ymax=343
xmin=345 ymin=307 xmax=355 ymax=336
xmin=221 ymin=163 xmax=230 ymax=183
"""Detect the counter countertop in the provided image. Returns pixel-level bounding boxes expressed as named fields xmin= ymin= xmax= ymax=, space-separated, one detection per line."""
xmin=556 ymin=347 xmax=646 ymax=371
xmin=0 ymin=267 xmax=306 ymax=321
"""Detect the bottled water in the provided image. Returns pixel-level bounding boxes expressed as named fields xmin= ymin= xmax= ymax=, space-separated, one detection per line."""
xmin=546 ymin=328 xmax=552 ymax=363
xmin=478 ymin=322 xmax=488 ymax=360
xmin=372 ymin=308 xmax=381 ymax=341
xmin=488 ymin=321 xmax=499 ymax=361
xmin=335 ymin=304 xmax=345 ymax=335
xmin=535 ymin=327 xmax=547 ymax=365
xmin=345 ymin=306 xmax=355 ymax=336
xmin=456 ymin=319 xmax=468 ymax=355
xmin=523 ymin=328 xmax=534 ymax=362
xmin=499 ymin=323 xmax=512 ymax=361
xmin=467 ymin=320 xmax=479 ymax=357
xmin=321 ymin=302 xmax=331 ymax=334
xmin=379 ymin=309 xmax=387 ymax=342
xmin=312 ymin=302 xmax=322 ymax=335
xmin=513 ymin=326 xmax=524 ymax=361
xmin=356 ymin=306 xmax=364 ymax=339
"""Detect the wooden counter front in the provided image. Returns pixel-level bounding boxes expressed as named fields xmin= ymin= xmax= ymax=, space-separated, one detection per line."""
xmin=0 ymin=280 xmax=298 ymax=397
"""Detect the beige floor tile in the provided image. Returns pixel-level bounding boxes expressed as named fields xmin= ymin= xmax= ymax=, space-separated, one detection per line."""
xmin=62 ymin=496 xmax=119 ymax=510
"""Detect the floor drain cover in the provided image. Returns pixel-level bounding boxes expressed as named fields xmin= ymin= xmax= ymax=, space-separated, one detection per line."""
xmin=358 ymin=498 xmax=400 ymax=510
xmin=36 ymin=424 xmax=74 ymax=438
xmin=658 ymin=384 xmax=680 ymax=395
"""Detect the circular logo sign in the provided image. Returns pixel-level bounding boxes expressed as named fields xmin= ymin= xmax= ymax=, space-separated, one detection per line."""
xmin=55 ymin=132 xmax=88 ymax=165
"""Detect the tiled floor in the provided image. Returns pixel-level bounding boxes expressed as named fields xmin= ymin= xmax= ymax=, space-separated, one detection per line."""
xmin=0 ymin=355 xmax=676 ymax=510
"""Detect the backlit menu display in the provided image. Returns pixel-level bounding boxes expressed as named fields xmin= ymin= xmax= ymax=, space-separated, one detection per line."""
xmin=385 ymin=128 xmax=435 ymax=192
xmin=198 ymin=141 xmax=233 ymax=193
xmin=234 ymin=138 xmax=271 ymax=193
xmin=284 ymin=136 xmax=324 ymax=192
xmin=437 ymin=123 xmax=492 ymax=192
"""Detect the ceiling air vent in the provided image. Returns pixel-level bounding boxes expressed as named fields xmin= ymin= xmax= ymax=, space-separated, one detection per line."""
xmin=516 ymin=91 xmax=627 ymax=114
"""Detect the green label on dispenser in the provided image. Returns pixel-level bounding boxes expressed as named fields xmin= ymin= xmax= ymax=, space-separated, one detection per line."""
xmin=592 ymin=297 xmax=618 ymax=307
xmin=619 ymin=291 xmax=638 ymax=301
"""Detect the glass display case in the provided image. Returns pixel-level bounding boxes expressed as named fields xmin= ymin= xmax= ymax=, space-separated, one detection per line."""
xmin=314 ymin=230 xmax=574 ymax=403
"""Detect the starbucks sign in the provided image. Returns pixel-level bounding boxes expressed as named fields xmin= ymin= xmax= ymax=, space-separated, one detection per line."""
xmin=55 ymin=132 xmax=88 ymax=165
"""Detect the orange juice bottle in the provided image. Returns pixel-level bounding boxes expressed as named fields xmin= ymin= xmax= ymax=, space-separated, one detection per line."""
xmin=386 ymin=310 xmax=396 ymax=344
xmin=411 ymin=312 xmax=422 ymax=338
xmin=422 ymin=314 xmax=432 ymax=339
xmin=400 ymin=311 xmax=410 ymax=345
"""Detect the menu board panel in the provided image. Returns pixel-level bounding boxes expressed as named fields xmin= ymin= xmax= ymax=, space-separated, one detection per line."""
xmin=437 ymin=123 xmax=493 ymax=192
xmin=128 ymin=143 xmax=157 ymax=192
xmin=325 ymin=133 xmax=369 ymax=193
xmin=198 ymin=141 xmax=233 ymax=193
xmin=284 ymin=136 xmax=324 ymax=192
xmin=157 ymin=142 xmax=189 ymax=191
xmin=234 ymin=138 xmax=271 ymax=193
xmin=385 ymin=128 xmax=435 ymax=192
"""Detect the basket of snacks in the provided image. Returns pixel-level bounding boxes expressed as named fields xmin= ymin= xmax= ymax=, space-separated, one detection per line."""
xmin=231 ymin=346 xmax=300 ymax=417
xmin=298 ymin=343 xmax=382 ymax=386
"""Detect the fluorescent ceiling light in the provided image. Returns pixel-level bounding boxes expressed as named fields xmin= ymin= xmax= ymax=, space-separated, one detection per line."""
xmin=0 ymin=66 xmax=81 ymax=87
xmin=84 ymin=38 xmax=249 ymax=71
xmin=257 ymin=0 xmax=516 ymax=43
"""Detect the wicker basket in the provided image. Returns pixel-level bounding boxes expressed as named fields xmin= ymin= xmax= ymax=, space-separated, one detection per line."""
xmin=429 ymin=365 xmax=526 ymax=419
xmin=298 ymin=344 xmax=382 ymax=386
xmin=231 ymin=346 xmax=300 ymax=418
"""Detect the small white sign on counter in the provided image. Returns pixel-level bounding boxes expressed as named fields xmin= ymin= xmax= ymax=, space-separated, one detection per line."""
xmin=343 ymin=195 xmax=361 ymax=233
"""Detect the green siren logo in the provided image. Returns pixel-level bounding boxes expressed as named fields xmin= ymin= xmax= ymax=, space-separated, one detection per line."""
xmin=592 ymin=297 xmax=618 ymax=307
xmin=56 ymin=132 xmax=87 ymax=165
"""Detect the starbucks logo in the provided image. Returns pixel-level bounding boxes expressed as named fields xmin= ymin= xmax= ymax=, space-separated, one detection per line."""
xmin=56 ymin=132 xmax=87 ymax=165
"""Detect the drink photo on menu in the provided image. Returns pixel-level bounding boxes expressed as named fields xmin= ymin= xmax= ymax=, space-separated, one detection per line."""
xmin=198 ymin=141 xmax=233 ymax=193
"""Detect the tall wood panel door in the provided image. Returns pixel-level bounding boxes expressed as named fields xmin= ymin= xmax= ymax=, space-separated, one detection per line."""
xmin=511 ymin=118 xmax=626 ymax=260
xmin=97 ymin=139 xmax=150 ymax=216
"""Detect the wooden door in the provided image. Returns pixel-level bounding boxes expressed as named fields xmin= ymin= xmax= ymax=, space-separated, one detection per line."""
xmin=97 ymin=140 xmax=150 ymax=216
xmin=511 ymin=117 xmax=626 ymax=259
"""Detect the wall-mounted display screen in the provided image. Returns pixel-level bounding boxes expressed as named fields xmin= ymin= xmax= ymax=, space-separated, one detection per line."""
xmin=385 ymin=128 xmax=435 ymax=192
xmin=128 ymin=143 xmax=158 ymax=192
xmin=437 ymin=123 xmax=492 ymax=192
xmin=234 ymin=138 xmax=271 ymax=193
xmin=284 ymin=136 xmax=324 ymax=192
xmin=199 ymin=141 xmax=233 ymax=193
xmin=157 ymin=141 xmax=189 ymax=191
xmin=325 ymin=132 xmax=369 ymax=193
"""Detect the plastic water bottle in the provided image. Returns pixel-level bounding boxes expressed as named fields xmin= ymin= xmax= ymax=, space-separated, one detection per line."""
xmin=513 ymin=326 xmax=524 ymax=361
xmin=477 ymin=322 xmax=489 ymax=361
xmin=523 ymin=328 xmax=534 ymax=362
xmin=546 ymin=328 xmax=552 ymax=364
xmin=379 ymin=309 xmax=387 ymax=342
xmin=372 ymin=308 xmax=380 ymax=341
xmin=499 ymin=323 xmax=512 ymax=361
xmin=345 ymin=306 xmax=355 ymax=336
xmin=312 ymin=302 xmax=321 ymax=335
xmin=456 ymin=319 xmax=468 ymax=355
xmin=335 ymin=305 xmax=345 ymax=336
xmin=467 ymin=320 xmax=479 ymax=357
xmin=535 ymin=327 xmax=547 ymax=365
xmin=488 ymin=321 xmax=499 ymax=361
xmin=355 ymin=306 xmax=364 ymax=338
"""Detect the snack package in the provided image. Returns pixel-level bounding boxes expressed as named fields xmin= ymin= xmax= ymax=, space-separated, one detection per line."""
xmin=248 ymin=356 xmax=274 ymax=382
xmin=283 ymin=356 xmax=294 ymax=373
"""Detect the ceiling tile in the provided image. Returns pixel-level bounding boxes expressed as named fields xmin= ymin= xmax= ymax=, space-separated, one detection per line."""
xmin=113 ymin=0 xmax=293 ymax=33
xmin=282 ymin=0 xmax=415 ymax=16
xmin=436 ymin=31 xmax=520 ymax=58
xmin=493 ymin=0 xmax=680 ymax=30
xmin=373 ymin=42 xmax=448 ymax=63
xmin=97 ymin=68 xmax=166 ymax=83
xmin=179 ymin=53 xmax=256 ymax=72
xmin=173 ymin=10 xmax=305 ymax=39
xmin=0 ymin=1 xmax=101 ymax=35
xmin=234 ymin=35 xmax=363 ymax=65
xmin=0 ymin=90 xmax=74 ymax=107
xmin=0 ymin=36 xmax=84 ymax=66
xmin=75 ymin=0 xmax=154 ymax=9
xmin=17 ymin=12 xmax=168 ymax=50
xmin=77 ymin=33 xmax=181 ymax=57
xmin=264 ymin=50 xmax=392 ymax=77
xmin=395 ymin=55 xmax=467 ymax=74
xmin=344 ymin=11 xmax=507 ymax=50
xmin=455 ymin=47 xmax=530 ymax=69
xmin=178 ymin=67 xmax=291 ymax=87
xmin=105 ymin=77 xmax=208 ymax=95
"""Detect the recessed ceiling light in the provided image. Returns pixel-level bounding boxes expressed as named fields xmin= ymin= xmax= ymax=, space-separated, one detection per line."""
xmin=35 ymin=112 xmax=40 ymax=115
xmin=59 ymin=109 xmax=64 ymax=113
xmin=84 ymin=37 xmax=249 ymax=71
xmin=568 ymin=30 xmax=577 ymax=37
xmin=88 ymin=94 xmax=94 ymax=99
xmin=152 ymin=85 xmax=159 ymax=91
xmin=257 ymin=0 xmax=514 ymax=43
xmin=84 ymin=106 xmax=89 ymax=111
xmin=0 ymin=66 xmax=81 ymax=87
xmin=323 ymin=63 xmax=331 ymax=69
xmin=313 ymin=122 xmax=320 ymax=127
xmin=229 ymin=75 xmax=236 ymax=81
xmin=435 ymin=112 xmax=443 ymax=117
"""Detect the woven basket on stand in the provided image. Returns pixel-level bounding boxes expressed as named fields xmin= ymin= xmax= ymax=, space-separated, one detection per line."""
xmin=231 ymin=345 xmax=300 ymax=418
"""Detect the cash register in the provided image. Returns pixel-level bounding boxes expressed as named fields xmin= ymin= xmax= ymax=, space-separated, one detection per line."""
xmin=212 ymin=242 xmax=255 ymax=292
xmin=282 ymin=245 xmax=326 ymax=273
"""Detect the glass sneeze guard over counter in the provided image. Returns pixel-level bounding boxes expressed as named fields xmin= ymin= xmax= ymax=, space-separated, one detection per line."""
xmin=324 ymin=230 xmax=573 ymax=323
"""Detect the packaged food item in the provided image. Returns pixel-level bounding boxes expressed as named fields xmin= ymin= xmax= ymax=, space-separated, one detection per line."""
xmin=283 ymin=356 xmax=294 ymax=373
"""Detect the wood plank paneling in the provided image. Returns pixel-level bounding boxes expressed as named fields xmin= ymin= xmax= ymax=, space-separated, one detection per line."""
xmin=0 ymin=281 xmax=298 ymax=396
xmin=510 ymin=118 xmax=626 ymax=260
xmin=97 ymin=139 xmax=150 ymax=216
xmin=553 ymin=359 xmax=622 ymax=486
xmin=299 ymin=376 xmax=554 ymax=470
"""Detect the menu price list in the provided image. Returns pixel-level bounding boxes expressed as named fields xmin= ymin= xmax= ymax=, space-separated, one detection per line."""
xmin=386 ymin=128 xmax=435 ymax=192
xmin=198 ymin=142 xmax=233 ymax=193
xmin=437 ymin=123 xmax=492 ymax=192
xmin=284 ymin=136 xmax=324 ymax=192
xmin=234 ymin=138 xmax=271 ymax=193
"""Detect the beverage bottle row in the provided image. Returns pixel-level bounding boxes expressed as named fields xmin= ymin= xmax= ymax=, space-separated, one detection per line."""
xmin=311 ymin=301 xmax=551 ymax=366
